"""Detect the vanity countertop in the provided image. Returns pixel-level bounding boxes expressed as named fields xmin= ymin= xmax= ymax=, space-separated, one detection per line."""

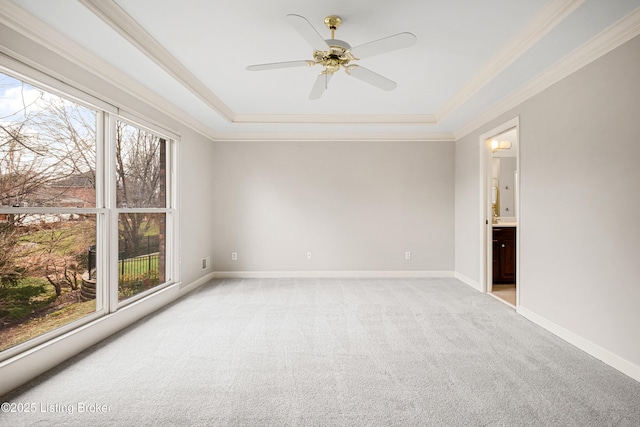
xmin=493 ymin=222 xmax=517 ymax=227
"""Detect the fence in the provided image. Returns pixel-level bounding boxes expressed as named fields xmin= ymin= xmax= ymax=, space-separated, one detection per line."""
xmin=120 ymin=236 xmax=159 ymax=259
xmin=119 ymin=253 xmax=159 ymax=276
xmin=87 ymin=245 xmax=159 ymax=279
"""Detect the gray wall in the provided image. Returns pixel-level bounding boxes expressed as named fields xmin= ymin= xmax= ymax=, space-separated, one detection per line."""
xmin=455 ymin=35 xmax=640 ymax=368
xmin=211 ymin=140 xmax=454 ymax=273
xmin=178 ymin=128 xmax=217 ymax=285
xmin=454 ymin=135 xmax=481 ymax=282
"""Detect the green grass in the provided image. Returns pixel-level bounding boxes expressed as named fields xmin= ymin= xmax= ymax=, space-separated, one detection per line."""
xmin=17 ymin=221 xmax=95 ymax=257
xmin=143 ymin=221 xmax=160 ymax=236
xmin=0 ymin=297 xmax=95 ymax=353
xmin=19 ymin=229 xmax=75 ymax=253
xmin=0 ymin=218 xmax=162 ymax=350
xmin=0 ymin=276 xmax=96 ymax=353
xmin=118 ymin=217 xmax=161 ymax=237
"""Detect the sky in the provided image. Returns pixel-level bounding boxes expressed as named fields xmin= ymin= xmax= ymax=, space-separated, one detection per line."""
xmin=0 ymin=72 xmax=45 ymax=121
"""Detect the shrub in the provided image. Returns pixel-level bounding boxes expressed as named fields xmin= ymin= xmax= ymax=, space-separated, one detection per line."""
xmin=0 ymin=278 xmax=56 ymax=322
xmin=118 ymin=270 xmax=160 ymax=300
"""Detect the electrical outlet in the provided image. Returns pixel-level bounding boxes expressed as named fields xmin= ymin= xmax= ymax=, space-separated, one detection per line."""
xmin=231 ymin=252 xmax=238 ymax=261
xmin=307 ymin=251 xmax=312 ymax=260
xmin=405 ymin=251 xmax=411 ymax=260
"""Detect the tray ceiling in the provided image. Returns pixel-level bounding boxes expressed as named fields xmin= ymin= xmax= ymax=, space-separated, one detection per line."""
xmin=4 ymin=0 xmax=640 ymax=141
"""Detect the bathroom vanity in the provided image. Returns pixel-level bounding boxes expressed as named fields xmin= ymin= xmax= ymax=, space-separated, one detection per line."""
xmin=492 ymin=224 xmax=516 ymax=284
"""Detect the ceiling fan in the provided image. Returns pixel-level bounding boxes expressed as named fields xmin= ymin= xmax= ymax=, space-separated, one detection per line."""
xmin=246 ymin=14 xmax=417 ymax=100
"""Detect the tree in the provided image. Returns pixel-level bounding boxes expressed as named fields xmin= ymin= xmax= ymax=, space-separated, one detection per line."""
xmin=1 ymin=76 xmax=96 ymax=295
xmin=1 ymin=83 xmax=96 ymax=207
xmin=1 ymin=73 xmax=166 ymax=304
xmin=115 ymin=121 xmax=165 ymax=258
xmin=0 ymin=215 xmax=24 ymax=287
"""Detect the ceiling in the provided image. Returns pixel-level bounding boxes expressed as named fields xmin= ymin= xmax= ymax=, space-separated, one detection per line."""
xmin=4 ymin=0 xmax=640 ymax=141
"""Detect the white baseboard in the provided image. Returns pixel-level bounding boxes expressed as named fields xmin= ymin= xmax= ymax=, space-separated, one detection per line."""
xmin=518 ymin=306 xmax=640 ymax=383
xmin=212 ymin=270 xmax=455 ymax=279
xmin=454 ymin=271 xmax=483 ymax=292
xmin=179 ymin=271 xmax=216 ymax=296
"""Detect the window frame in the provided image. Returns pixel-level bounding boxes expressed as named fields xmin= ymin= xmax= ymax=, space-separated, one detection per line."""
xmin=0 ymin=57 xmax=180 ymax=360
xmin=109 ymin=114 xmax=178 ymax=309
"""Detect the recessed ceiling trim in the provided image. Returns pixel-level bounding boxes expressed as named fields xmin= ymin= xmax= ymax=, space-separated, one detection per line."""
xmin=233 ymin=114 xmax=437 ymax=125
xmin=44 ymin=0 xmax=587 ymax=131
xmin=211 ymin=131 xmax=456 ymax=142
xmin=78 ymin=0 xmax=431 ymax=128
xmin=79 ymin=0 xmax=235 ymax=122
xmin=435 ymin=0 xmax=585 ymax=122
xmin=454 ymin=6 xmax=640 ymax=140
xmin=4 ymin=0 xmax=636 ymax=144
xmin=0 ymin=1 xmax=453 ymax=143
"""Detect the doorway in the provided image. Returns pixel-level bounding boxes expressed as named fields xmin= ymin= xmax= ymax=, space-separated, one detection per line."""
xmin=479 ymin=117 xmax=520 ymax=307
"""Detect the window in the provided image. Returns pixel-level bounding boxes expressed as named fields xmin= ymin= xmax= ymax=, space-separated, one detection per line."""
xmin=0 ymin=67 xmax=177 ymax=356
xmin=0 ymin=71 xmax=100 ymax=352
xmin=115 ymin=121 xmax=172 ymax=302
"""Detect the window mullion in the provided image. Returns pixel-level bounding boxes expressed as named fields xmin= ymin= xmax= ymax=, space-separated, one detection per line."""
xmin=106 ymin=113 xmax=119 ymax=312
xmin=169 ymin=136 xmax=179 ymax=283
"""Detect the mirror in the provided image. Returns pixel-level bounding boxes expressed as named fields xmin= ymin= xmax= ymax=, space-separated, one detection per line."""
xmin=491 ymin=128 xmax=518 ymax=221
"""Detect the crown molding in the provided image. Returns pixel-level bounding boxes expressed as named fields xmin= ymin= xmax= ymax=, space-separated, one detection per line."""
xmin=435 ymin=0 xmax=585 ymax=123
xmin=454 ymin=5 xmax=640 ymax=140
xmin=0 ymin=0 xmax=217 ymax=140
xmin=78 ymin=0 xmax=235 ymax=122
xmin=0 ymin=1 xmax=450 ymax=142
xmin=77 ymin=0 xmax=441 ymax=128
xmin=78 ymin=0 xmax=583 ymax=129
xmin=4 ymin=0 xmax=637 ymax=143
xmin=209 ymin=131 xmax=455 ymax=142
xmin=79 ymin=0 xmax=582 ymax=128
xmin=232 ymin=113 xmax=436 ymax=125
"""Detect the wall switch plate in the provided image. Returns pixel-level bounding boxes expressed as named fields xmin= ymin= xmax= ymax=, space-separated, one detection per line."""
xmin=231 ymin=252 xmax=238 ymax=261
xmin=405 ymin=251 xmax=411 ymax=260
xmin=307 ymin=252 xmax=312 ymax=260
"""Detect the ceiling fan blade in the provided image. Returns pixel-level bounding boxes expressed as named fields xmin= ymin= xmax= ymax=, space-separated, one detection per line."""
xmin=309 ymin=73 xmax=332 ymax=100
xmin=286 ymin=14 xmax=329 ymax=52
xmin=346 ymin=66 xmax=397 ymax=91
xmin=350 ymin=32 xmax=417 ymax=59
xmin=246 ymin=60 xmax=311 ymax=71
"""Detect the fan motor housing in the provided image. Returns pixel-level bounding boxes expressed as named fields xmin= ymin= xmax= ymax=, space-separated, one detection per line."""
xmin=312 ymin=39 xmax=355 ymax=74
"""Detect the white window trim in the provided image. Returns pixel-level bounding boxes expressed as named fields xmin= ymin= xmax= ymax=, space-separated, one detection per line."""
xmin=109 ymin=115 xmax=178 ymax=310
xmin=0 ymin=58 xmax=180 ymax=361
xmin=117 ymin=110 xmax=181 ymax=142
xmin=0 ymin=54 xmax=117 ymax=114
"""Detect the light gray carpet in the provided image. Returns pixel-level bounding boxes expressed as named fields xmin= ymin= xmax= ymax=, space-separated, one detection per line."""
xmin=2 ymin=278 xmax=640 ymax=426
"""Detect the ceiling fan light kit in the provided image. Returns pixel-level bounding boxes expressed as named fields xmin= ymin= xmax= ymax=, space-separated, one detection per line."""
xmin=246 ymin=14 xmax=417 ymax=99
